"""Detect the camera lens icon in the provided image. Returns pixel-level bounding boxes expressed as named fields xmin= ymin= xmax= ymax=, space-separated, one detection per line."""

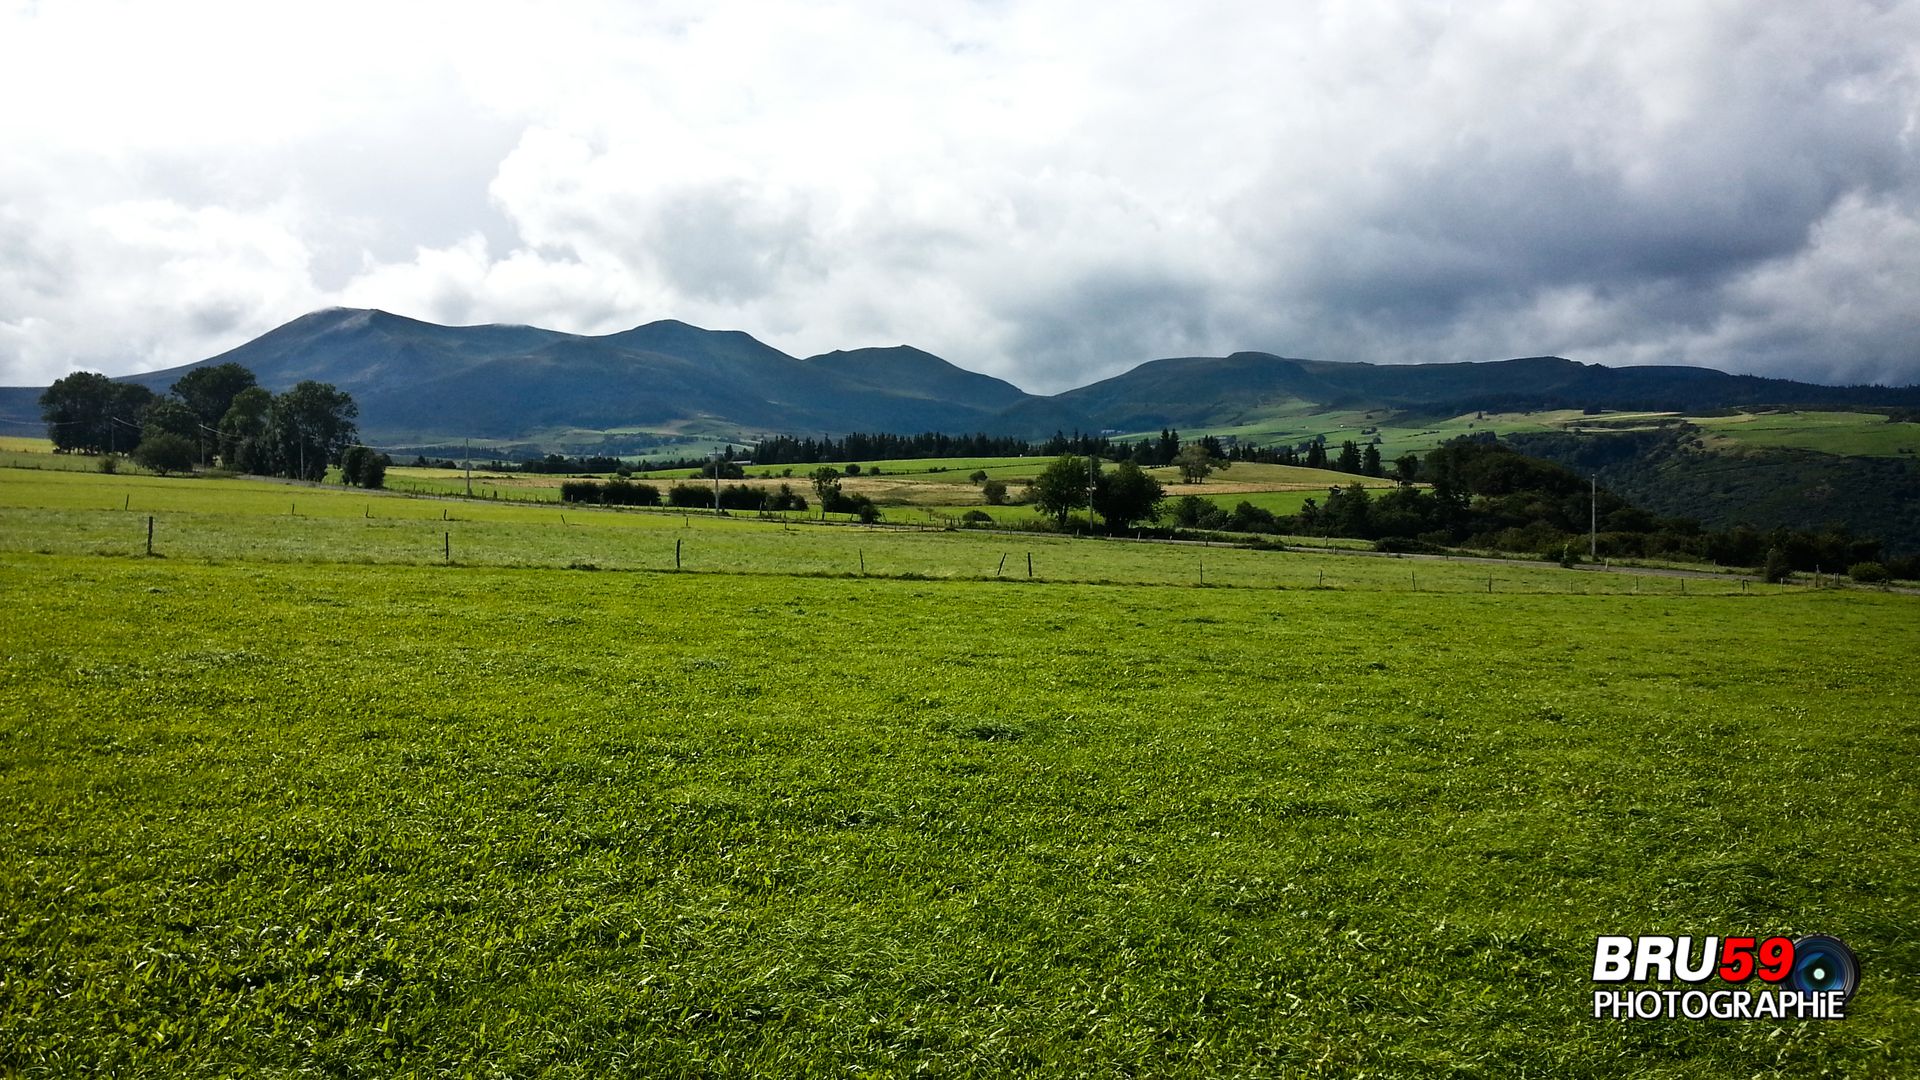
xmin=1787 ymin=936 xmax=1859 ymax=1000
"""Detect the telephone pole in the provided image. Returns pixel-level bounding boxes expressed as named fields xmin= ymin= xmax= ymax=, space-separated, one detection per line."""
xmin=1590 ymin=474 xmax=1598 ymax=559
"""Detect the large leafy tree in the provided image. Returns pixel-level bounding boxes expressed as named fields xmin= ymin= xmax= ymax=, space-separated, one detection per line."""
xmin=265 ymin=382 xmax=358 ymax=481
xmin=38 ymin=371 xmax=115 ymax=453
xmin=1175 ymin=443 xmax=1215 ymax=483
xmin=218 ymin=386 xmax=273 ymax=471
xmin=140 ymin=398 xmax=201 ymax=443
xmin=39 ymin=374 xmax=154 ymax=454
xmin=171 ymin=363 xmax=257 ymax=429
xmin=1092 ymin=461 xmax=1165 ymax=533
xmin=1030 ymin=454 xmax=1093 ymax=526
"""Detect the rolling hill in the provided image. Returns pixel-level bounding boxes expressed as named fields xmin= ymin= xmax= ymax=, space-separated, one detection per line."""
xmin=4 ymin=308 xmax=1918 ymax=447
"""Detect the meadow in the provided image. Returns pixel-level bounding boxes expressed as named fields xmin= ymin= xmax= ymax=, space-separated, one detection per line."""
xmin=1 ymin=464 xmax=1916 ymax=1076
xmin=1688 ymin=410 xmax=1920 ymax=457
xmin=1147 ymin=405 xmax=1920 ymax=461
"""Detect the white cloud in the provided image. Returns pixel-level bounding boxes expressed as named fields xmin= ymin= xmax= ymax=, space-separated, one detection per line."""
xmin=2 ymin=0 xmax=1917 ymax=392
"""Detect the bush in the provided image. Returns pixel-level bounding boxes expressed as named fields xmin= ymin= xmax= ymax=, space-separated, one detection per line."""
xmin=132 ymin=433 xmax=195 ymax=476
xmin=667 ymin=483 xmax=714 ymax=509
xmin=1848 ymin=561 xmax=1889 ymax=584
xmin=1763 ymin=546 xmax=1792 ymax=584
xmin=96 ymin=453 xmax=119 ymax=475
xmin=961 ymin=509 xmax=994 ymax=525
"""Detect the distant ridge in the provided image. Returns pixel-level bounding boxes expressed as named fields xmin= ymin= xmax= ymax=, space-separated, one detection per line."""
xmin=3 ymin=308 xmax=1916 ymax=446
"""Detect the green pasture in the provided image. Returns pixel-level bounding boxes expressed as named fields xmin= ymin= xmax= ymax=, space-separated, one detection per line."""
xmin=1690 ymin=410 xmax=1920 ymax=457
xmin=2 ymin=557 xmax=1915 ymax=1075
xmin=2 ymin=462 xmax=1916 ymax=1075
xmin=633 ymin=456 xmax=1056 ymax=483
xmin=0 ymin=469 xmax=1746 ymax=594
xmin=1121 ymin=406 xmax=1573 ymax=459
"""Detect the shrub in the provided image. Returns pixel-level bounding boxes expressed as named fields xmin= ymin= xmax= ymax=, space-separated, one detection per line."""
xmin=962 ymin=509 xmax=994 ymax=525
xmin=97 ymin=453 xmax=119 ymax=475
xmin=1763 ymin=546 xmax=1792 ymax=584
xmin=668 ymin=483 xmax=714 ymax=509
xmin=1848 ymin=561 xmax=1889 ymax=584
xmin=132 ymin=433 xmax=195 ymax=476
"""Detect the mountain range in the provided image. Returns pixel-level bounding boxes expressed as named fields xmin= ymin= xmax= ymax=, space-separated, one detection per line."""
xmin=5 ymin=307 xmax=1918 ymax=447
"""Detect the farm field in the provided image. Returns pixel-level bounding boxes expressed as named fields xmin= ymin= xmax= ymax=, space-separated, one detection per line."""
xmin=1687 ymin=410 xmax=1920 ymax=457
xmin=1120 ymin=406 xmax=1573 ymax=459
xmin=1 ymin=465 xmax=1916 ymax=1076
xmin=379 ymin=457 xmax=1397 ymax=525
xmin=1144 ymin=405 xmax=1920 ymax=462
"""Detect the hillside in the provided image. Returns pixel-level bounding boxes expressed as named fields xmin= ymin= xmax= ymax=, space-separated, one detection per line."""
xmin=0 ymin=309 xmax=1040 ymax=447
xmin=1507 ymin=425 xmax=1920 ymax=556
xmin=5 ymin=309 xmax=1918 ymax=448
xmin=1050 ymin=352 xmax=1920 ymax=433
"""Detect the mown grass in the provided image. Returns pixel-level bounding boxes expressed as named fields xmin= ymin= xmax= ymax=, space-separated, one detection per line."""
xmin=1 ymin=464 xmax=1915 ymax=1076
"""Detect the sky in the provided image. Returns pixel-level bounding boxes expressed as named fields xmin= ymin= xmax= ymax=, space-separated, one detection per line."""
xmin=2 ymin=0 xmax=1918 ymax=394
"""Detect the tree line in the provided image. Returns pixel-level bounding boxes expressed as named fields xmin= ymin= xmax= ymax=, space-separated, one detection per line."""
xmin=39 ymin=363 xmax=375 ymax=485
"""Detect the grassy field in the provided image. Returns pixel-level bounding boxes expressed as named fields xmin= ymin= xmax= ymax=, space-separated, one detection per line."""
xmin=1144 ymin=405 xmax=1920 ymax=462
xmin=1120 ymin=406 xmax=1575 ymax=460
xmin=1689 ymin=410 xmax=1920 ymax=457
xmin=1 ymin=464 xmax=1916 ymax=1076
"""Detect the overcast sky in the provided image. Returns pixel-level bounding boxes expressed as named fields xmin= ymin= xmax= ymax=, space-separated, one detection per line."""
xmin=3 ymin=1 xmax=1918 ymax=393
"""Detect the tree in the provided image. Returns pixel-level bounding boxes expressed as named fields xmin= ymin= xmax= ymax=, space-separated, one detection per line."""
xmin=39 ymin=371 xmax=116 ymax=453
xmin=140 ymin=397 xmax=201 ymax=443
xmin=170 ymin=363 xmax=257 ymax=429
xmin=981 ymin=478 xmax=1008 ymax=505
xmin=360 ymin=453 xmax=389 ymax=490
xmin=38 ymin=373 xmax=153 ymax=454
xmin=1304 ymin=440 xmax=1328 ymax=469
xmin=265 ymin=382 xmax=358 ymax=481
xmin=1393 ymin=453 xmax=1422 ymax=485
xmin=218 ymin=386 xmax=273 ymax=471
xmin=1324 ymin=482 xmax=1375 ymax=538
xmin=1175 ymin=443 xmax=1214 ymax=484
xmin=132 ymin=433 xmax=195 ymax=476
xmin=1362 ymin=443 xmax=1383 ymax=477
xmin=1030 ymin=454 xmax=1093 ymax=526
xmin=810 ymin=467 xmax=843 ymax=504
xmin=1092 ymin=461 xmax=1165 ymax=532
xmin=1335 ymin=440 xmax=1362 ymax=474
xmin=1170 ymin=494 xmax=1217 ymax=527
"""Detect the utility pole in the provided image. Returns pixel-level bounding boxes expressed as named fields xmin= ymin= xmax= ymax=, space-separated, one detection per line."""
xmin=465 ymin=438 xmax=473 ymax=497
xmin=1590 ymin=474 xmax=1598 ymax=559
xmin=713 ymin=447 xmax=724 ymax=514
xmin=1087 ymin=454 xmax=1098 ymax=532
